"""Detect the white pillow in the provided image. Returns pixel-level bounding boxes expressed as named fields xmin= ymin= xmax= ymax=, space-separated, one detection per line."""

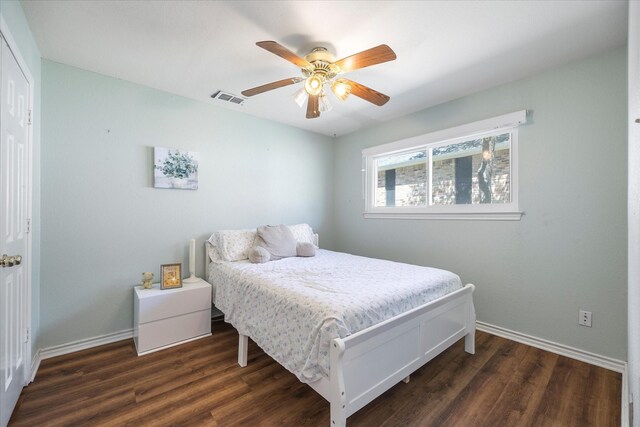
xmin=287 ymin=223 xmax=317 ymax=248
xmin=207 ymin=229 xmax=257 ymax=262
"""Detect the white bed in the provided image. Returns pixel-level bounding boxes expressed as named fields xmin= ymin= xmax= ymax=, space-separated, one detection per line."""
xmin=205 ymin=226 xmax=476 ymax=426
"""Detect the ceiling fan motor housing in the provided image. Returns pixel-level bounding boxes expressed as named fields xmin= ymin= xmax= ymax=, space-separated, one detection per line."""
xmin=303 ymin=47 xmax=339 ymax=79
xmin=305 ymin=47 xmax=335 ymax=63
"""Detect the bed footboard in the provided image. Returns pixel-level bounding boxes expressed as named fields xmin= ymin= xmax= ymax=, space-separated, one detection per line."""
xmin=235 ymin=283 xmax=476 ymax=427
xmin=327 ymin=283 xmax=476 ymax=427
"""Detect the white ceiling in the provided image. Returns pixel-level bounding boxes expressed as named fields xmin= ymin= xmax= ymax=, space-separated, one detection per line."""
xmin=22 ymin=0 xmax=628 ymax=137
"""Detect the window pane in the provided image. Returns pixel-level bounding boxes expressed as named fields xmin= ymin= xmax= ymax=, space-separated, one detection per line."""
xmin=375 ymin=150 xmax=427 ymax=207
xmin=431 ymin=133 xmax=510 ymax=205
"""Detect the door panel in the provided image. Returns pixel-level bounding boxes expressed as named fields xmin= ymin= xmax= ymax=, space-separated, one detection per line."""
xmin=0 ymin=33 xmax=29 ymax=427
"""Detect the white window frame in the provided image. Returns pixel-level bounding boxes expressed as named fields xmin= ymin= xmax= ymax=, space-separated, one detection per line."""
xmin=362 ymin=110 xmax=526 ymax=220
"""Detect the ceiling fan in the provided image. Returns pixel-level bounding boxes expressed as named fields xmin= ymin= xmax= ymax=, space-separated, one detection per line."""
xmin=241 ymin=41 xmax=397 ymax=119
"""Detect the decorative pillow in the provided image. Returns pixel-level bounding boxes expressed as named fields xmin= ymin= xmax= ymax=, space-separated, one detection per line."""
xmin=296 ymin=242 xmax=316 ymax=257
xmin=248 ymin=246 xmax=271 ymax=264
xmin=207 ymin=229 xmax=257 ymax=262
xmin=255 ymin=224 xmax=297 ymax=261
xmin=287 ymin=223 xmax=317 ymax=248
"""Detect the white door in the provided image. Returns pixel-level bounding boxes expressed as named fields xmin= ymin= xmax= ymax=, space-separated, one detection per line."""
xmin=0 ymin=33 xmax=30 ymax=427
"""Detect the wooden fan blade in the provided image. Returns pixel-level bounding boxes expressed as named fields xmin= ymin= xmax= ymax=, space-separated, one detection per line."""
xmin=256 ymin=41 xmax=312 ymax=69
xmin=306 ymin=94 xmax=320 ymax=119
xmin=341 ymin=79 xmax=390 ymax=106
xmin=333 ymin=44 xmax=396 ymax=73
xmin=241 ymin=77 xmax=304 ymax=97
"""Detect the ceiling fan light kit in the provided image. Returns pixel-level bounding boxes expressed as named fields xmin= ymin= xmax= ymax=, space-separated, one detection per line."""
xmin=292 ymin=86 xmax=308 ymax=107
xmin=304 ymin=73 xmax=324 ymax=96
xmin=241 ymin=41 xmax=396 ymax=119
xmin=319 ymin=93 xmax=333 ymax=113
xmin=332 ymin=79 xmax=351 ymax=101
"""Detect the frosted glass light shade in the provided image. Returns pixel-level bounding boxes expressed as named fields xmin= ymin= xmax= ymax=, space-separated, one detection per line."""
xmin=305 ymin=74 xmax=323 ymax=96
xmin=331 ymin=79 xmax=351 ymax=101
xmin=319 ymin=94 xmax=332 ymax=112
xmin=292 ymin=86 xmax=307 ymax=107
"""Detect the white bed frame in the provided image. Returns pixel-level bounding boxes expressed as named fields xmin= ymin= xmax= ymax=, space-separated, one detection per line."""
xmin=206 ymin=244 xmax=476 ymax=426
xmin=237 ymin=283 xmax=475 ymax=426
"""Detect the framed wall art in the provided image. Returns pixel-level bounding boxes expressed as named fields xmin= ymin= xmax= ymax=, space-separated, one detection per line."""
xmin=160 ymin=263 xmax=182 ymax=289
xmin=154 ymin=147 xmax=199 ymax=190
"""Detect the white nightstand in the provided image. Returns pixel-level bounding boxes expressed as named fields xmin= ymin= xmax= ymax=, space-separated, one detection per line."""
xmin=133 ymin=278 xmax=211 ymax=355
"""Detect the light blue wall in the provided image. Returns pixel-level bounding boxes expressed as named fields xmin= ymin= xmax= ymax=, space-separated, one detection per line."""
xmin=0 ymin=0 xmax=41 ymax=357
xmin=40 ymin=60 xmax=335 ymax=347
xmin=333 ymin=48 xmax=627 ymax=360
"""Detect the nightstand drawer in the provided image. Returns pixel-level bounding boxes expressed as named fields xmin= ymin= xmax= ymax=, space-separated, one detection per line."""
xmin=136 ymin=282 xmax=211 ymax=324
xmin=133 ymin=278 xmax=212 ymax=355
xmin=135 ymin=309 xmax=210 ymax=355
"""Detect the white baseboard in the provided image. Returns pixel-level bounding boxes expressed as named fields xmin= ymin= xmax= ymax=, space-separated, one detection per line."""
xmin=476 ymin=321 xmax=626 ymax=372
xmin=39 ymin=328 xmax=133 ymax=361
xmin=27 ymin=329 xmax=132 ymax=385
xmin=477 ymin=321 xmax=629 ymax=427
xmin=29 ymin=349 xmax=41 ymax=383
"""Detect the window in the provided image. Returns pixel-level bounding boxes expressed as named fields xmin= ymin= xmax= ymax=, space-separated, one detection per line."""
xmin=363 ymin=111 xmax=526 ymax=220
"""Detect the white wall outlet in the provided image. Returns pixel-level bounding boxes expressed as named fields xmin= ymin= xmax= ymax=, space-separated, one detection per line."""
xmin=579 ymin=310 xmax=592 ymax=327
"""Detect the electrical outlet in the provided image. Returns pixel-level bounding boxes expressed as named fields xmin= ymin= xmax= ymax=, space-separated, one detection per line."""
xmin=579 ymin=310 xmax=592 ymax=327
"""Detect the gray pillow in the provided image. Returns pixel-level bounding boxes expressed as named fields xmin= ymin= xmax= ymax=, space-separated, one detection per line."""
xmin=296 ymin=242 xmax=316 ymax=257
xmin=255 ymin=224 xmax=297 ymax=261
xmin=248 ymin=246 xmax=270 ymax=263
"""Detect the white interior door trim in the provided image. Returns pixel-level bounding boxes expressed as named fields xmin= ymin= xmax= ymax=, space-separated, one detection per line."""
xmin=0 ymin=14 xmax=35 ymax=386
xmin=628 ymin=2 xmax=640 ymax=426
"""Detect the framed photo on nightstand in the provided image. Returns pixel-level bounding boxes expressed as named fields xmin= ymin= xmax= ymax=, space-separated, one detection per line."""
xmin=161 ymin=263 xmax=182 ymax=289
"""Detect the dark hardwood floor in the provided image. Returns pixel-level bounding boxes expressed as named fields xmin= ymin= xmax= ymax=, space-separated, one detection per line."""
xmin=9 ymin=321 xmax=621 ymax=426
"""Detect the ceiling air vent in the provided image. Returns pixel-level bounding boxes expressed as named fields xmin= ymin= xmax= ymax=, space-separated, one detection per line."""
xmin=211 ymin=90 xmax=246 ymax=106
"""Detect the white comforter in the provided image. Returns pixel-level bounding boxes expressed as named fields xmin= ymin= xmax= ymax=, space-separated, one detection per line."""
xmin=208 ymin=249 xmax=462 ymax=383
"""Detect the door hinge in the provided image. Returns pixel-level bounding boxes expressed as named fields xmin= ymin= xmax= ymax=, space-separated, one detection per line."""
xmin=27 ymin=109 xmax=32 ymax=125
xmin=25 ymin=327 xmax=29 ymax=343
xmin=26 ymin=218 xmax=31 ymax=233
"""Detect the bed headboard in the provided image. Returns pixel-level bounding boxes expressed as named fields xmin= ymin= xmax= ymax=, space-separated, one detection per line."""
xmin=205 ymin=240 xmax=213 ymax=271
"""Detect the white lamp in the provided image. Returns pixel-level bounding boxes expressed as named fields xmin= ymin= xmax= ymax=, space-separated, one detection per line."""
xmin=183 ymin=238 xmax=199 ymax=283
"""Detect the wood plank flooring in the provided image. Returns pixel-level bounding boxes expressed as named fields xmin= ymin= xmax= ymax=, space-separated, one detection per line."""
xmin=9 ymin=322 xmax=621 ymax=426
